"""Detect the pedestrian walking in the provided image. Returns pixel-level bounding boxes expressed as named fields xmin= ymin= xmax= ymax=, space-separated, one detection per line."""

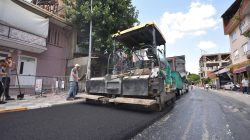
xmin=2 ymin=57 xmax=15 ymax=100
xmin=0 ymin=59 xmax=7 ymax=104
xmin=66 ymin=64 xmax=80 ymax=100
xmin=205 ymin=84 xmax=209 ymax=92
xmin=190 ymin=85 xmax=192 ymax=90
xmin=241 ymin=77 xmax=249 ymax=94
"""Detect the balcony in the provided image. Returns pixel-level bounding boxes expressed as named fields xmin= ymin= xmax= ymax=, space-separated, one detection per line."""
xmin=246 ymin=41 xmax=250 ymax=59
xmin=242 ymin=0 xmax=250 ymax=16
xmin=205 ymin=61 xmax=220 ymax=64
xmin=240 ymin=15 xmax=250 ymax=35
xmin=0 ymin=23 xmax=47 ymax=53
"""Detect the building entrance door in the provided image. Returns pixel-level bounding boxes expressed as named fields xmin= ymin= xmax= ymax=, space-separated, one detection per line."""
xmin=17 ymin=55 xmax=37 ymax=86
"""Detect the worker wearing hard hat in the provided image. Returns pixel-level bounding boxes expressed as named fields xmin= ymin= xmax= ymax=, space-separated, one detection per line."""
xmin=66 ymin=64 xmax=80 ymax=100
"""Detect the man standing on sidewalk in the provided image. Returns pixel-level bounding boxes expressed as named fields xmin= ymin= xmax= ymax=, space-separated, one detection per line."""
xmin=2 ymin=57 xmax=15 ymax=100
xmin=0 ymin=59 xmax=7 ymax=104
xmin=66 ymin=64 xmax=80 ymax=100
xmin=241 ymin=77 xmax=249 ymax=94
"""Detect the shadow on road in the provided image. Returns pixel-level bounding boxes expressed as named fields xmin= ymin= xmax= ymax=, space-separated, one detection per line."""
xmin=81 ymin=99 xmax=175 ymax=114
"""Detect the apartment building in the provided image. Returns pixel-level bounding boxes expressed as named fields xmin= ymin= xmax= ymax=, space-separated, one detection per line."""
xmin=199 ymin=53 xmax=231 ymax=78
xmin=167 ymin=55 xmax=186 ymax=78
xmin=0 ymin=0 xmax=76 ymax=90
xmin=222 ymin=0 xmax=250 ymax=83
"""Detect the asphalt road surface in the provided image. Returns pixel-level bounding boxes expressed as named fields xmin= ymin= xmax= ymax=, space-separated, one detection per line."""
xmin=1 ymin=88 xmax=250 ymax=140
xmin=133 ymin=88 xmax=250 ymax=140
xmin=0 ymin=99 xmax=173 ymax=140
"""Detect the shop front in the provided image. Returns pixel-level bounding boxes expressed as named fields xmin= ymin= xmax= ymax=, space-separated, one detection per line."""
xmin=230 ymin=60 xmax=250 ymax=84
xmin=213 ymin=67 xmax=231 ymax=88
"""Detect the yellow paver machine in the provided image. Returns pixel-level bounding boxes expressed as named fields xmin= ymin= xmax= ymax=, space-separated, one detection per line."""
xmin=84 ymin=22 xmax=178 ymax=111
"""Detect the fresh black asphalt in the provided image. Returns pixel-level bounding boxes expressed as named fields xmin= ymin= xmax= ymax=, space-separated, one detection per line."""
xmin=3 ymin=88 xmax=249 ymax=140
xmin=0 ymin=100 xmax=173 ymax=140
xmin=133 ymin=88 xmax=250 ymax=140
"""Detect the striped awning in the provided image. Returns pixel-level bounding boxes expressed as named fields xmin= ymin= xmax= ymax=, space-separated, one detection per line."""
xmin=233 ymin=66 xmax=246 ymax=74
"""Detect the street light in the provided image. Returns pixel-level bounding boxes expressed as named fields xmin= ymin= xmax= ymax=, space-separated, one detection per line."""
xmin=86 ymin=0 xmax=93 ymax=80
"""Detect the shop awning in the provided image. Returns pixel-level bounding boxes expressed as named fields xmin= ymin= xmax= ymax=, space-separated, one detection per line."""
xmin=233 ymin=66 xmax=246 ymax=74
xmin=228 ymin=60 xmax=250 ymax=71
xmin=214 ymin=68 xmax=229 ymax=74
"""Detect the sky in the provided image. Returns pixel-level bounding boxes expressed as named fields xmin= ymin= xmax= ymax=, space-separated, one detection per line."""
xmin=132 ymin=0 xmax=235 ymax=74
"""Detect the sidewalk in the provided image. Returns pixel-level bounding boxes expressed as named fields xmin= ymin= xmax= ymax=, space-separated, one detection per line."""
xmin=206 ymin=88 xmax=250 ymax=106
xmin=0 ymin=92 xmax=86 ymax=113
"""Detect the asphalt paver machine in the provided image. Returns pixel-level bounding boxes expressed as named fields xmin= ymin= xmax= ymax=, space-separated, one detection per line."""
xmin=85 ymin=22 xmax=176 ymax=111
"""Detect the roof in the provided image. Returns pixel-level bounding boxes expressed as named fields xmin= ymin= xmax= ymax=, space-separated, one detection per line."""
xmin=221 ymin=0 xmax=242 ymax=20
xmin=201 ymin=52 xmax=231 ymax=57
xmin=112 ymin=22 xmax=166 ymax=49
xmin=199 ymin=52 xmax=231 ymax=62
xmin=167 ymin=55 xmax=185 ymax=60
xmin=12 ymin=0 xmax=71 ymax=29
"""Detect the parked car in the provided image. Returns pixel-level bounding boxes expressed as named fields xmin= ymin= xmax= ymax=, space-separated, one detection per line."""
xmin=223 ymin=82 xmax=240 ymax=90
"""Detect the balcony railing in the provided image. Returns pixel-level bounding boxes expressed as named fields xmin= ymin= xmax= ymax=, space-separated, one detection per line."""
xmin=240 ymin=15 xmax=250 ymax=35
xmin=0 ymin=23 xmax=46 ymax=47
xmin=247 ymin=41 xmax=250 ymax=59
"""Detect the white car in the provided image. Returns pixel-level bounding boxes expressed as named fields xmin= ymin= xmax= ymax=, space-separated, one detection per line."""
xmin=223 ymin=82 xmax=240 ymax=90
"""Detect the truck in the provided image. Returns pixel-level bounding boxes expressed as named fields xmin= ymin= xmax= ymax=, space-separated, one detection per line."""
xmin=84 ymin=22 xmax=178 ymax=111
xmin=168 ymin=55 xmax=189 ymax=96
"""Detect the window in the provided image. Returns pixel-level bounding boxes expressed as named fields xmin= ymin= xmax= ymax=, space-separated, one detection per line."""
xmin=234 ymin=50 xmax=239 ymax=60
xmin=47 ymin=24 xmax=61 ymax=47
xmin=230 ymin=31 xmax=237 ymax=42
xmin=0 ymin=51 xmax=9 ymax=60
xmin=19 ymin=61 xmax=24 ymax=74
xmin=242 ymin=43 xmax=248 ymax=55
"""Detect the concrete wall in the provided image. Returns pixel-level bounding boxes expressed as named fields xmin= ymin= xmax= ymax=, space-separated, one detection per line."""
xmin=30 ymin=23 xmax=73 ymax=77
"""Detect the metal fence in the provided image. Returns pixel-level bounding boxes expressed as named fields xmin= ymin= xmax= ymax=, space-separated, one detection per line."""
xmin=7 ymin=74 xmax=86 ymax=95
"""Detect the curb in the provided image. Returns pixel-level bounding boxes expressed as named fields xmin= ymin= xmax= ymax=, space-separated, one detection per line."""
xmin=0 ymin=106 xmax=28 ymax=114
xmin=51 ymin=99 xmax=86 ymax=107
xmin=211 ymin=89 xmax=250 ymax=96
xmin=0 ymin=99 xmax=86 ymax=114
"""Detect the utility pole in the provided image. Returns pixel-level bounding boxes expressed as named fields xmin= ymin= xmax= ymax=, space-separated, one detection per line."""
xmin=200 ymin=49 xmax=207 ymax=55
xmin=86 ymin=0 xmax=93 ymax=80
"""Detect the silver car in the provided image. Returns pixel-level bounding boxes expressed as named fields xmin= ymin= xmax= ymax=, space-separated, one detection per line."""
xmin=223 ymin=82 xmax=240 ymax=90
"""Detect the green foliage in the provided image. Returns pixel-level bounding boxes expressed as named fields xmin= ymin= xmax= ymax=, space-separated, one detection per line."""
xmin=64 ymin=0 xmax=139 ymax=53
xmin=201 ymin=78 xmax=212 ymax=84
xmin=234 ymin=15 xmax=241 ymax=21
xmin=187 ymin=73 xmax=200 ymax=84
xmin=243 ymin=31 xmax=250 ymax=38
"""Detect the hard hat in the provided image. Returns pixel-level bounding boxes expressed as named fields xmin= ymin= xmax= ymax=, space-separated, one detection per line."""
xmin=75 ymin=64 xmax=80 ymax=67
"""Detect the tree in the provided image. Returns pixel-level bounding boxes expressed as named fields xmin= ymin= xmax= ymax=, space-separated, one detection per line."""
xmin=187 ymin=73 xmax=200 ymax=84
xmin=64 ymin=0 xmax=139 ymax=53
xmin=201 ymin=78 xmax=212 ymax=84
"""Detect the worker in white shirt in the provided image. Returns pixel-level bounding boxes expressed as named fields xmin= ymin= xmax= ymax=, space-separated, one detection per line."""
xmin=241 ymin=77 xmax=249 ymax=94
